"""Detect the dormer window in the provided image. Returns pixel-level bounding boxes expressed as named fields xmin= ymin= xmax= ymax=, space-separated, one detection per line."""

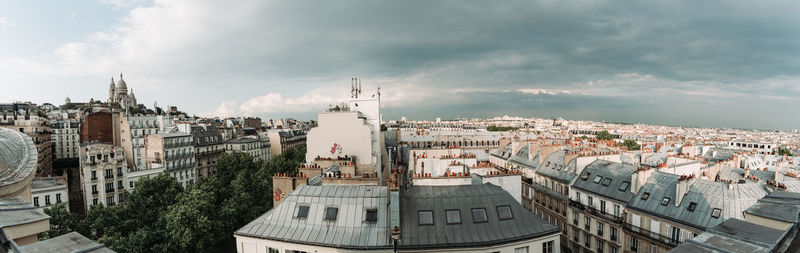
xmin=581 ymin=172 xmax=591 ymax=180
xmin=593 ymin=176 xmax=603 ymax=184
xmin=660 ymin=197 xmax=670 ymax=206
xmin=497 ymin=206 xmax=513 ymax=220
xmin=619 ymin=181 xmax=630 ymax=191
xmin=601 ymin=178 xmax=611 ymax=186
xmin=296 ymin=206 xmax=309 ymax=219
xmin=419 ymin=210 xmax=434 ymax=225
xmin=641 ymin=192 xmax=650 ymax=200
xmin=324 ymin=207 xmax=338 ymax=221
xmin=365 ymin=209 xmax=378 ymax=222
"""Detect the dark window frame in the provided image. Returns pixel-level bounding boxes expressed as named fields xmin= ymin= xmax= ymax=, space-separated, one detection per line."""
xmin=296 ymin=205 xmax=310 ymax=219
xmin=365 ymin=208 xmax=378 ymax=222
xmin=418 ymin=210 xmax=434 ymax=225
xmin=445 ymin=209 xmax=462 ymax=224
xmin=324 ymin=207 xmax=338 ymax=221
xmin=497 ymin=205 xmax=513 ymax=220
xmin=472 ymin=208 xmax=489 ymax=223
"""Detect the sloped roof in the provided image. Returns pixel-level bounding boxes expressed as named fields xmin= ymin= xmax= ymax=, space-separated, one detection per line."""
xmin=572 ymin=160 xmax=637 ymax=203
xmin=536 ymin=150 xmax=579 ymax=183
xmin=628 ymin=172 xmax=768 ymax=230
xmin=235 ymin=185 xmax=391 ymax=249
xmin=398 ymin=184 xmax=559 ymax=250
xmin=667 ymin=218 xmax=787 ymax=253
xmin=744 ymin=190 xmax=800 ymax=223
xmin=19 ymin=232 xmax=115 ymax=253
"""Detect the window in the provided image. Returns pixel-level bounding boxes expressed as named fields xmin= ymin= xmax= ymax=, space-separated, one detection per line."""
xmin=585 ymin=216 xmax=591 ymax=230
xmin=593 ymin=175 xmax=603 ymax=184
xmin=602 ymin=178 xmax=612 ymax=186
xmin=445 ymin=209 xmax=461 ymax=224
xmin=661 ymin=197 xmax=670 ymax=206
xmin=324 ymin=207 xmax=338 ymax=221
xmin=418 ymin=210 xmax=434 ymax=225
xmin=364 ymin=209 xmax=378 ymax=222
xmin=581 ymin=172 xmax=591 ymax=180
xmin=296 ymin=206 xmax=309 ymax=219
xmin=56 ymin=194 xmax=62 ymax=203
xmin=641 ymin=192 xmax=650 ymax=200
xmin=588 ymin=196 xmax=594 ymax=207
xmin=576 ymin=192 xmax=581 ymax=202
xmin=33 ymin=197 xmax=39 ymax=206
xmin=130 ymin=181 xmax=134 ymax=188
xmin=497 ymin=206 xmax=513 ymax=220
xmin=472 ymin=208 xmax=488 ymax=223
xmin=611 ymin=227 xmax=618 ymax=242
xmin=91 ymin=171 xmax=97 ymax=180
xmin=597 ymin=239 xmax=604 ymax=253
xmin=600 ymin=200 xmax=606 ymax=213
xmin=267 ymin=248 xmax=279 ymax=253
xmin=630 ymin=236 xmax=640 ymax=252
xmin=619 ymin=181 xmax=630 ymax=191
xmin=614 ymin=204 xmax=621 ymax=217
xmin=93 ymin=198 xmax=98 ymax=205
xmin=542 ymin=240 xmax=554 ymax=253
xmin=597 ymin=222 xmax=604 ymax=236
xmin=687 ymin=202 xmax=697 ymax=212
xmin=711 ymin=208 xmax=722 ymax=218
xmin=515 ymin=246 xmax=529 ymax=253
xmin=45 ymin=195 xmax=50 ymax=205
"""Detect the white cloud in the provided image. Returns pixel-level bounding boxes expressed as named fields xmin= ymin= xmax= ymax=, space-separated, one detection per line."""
xmin=0 ymin=17 xmax=17 ymax=29
xmin=517 ymin=88 xmax=577 ymax=95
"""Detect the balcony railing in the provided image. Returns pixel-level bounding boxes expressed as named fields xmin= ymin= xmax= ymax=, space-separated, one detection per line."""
xmin=117 ymin=172 xmax=123 ymax=177
xmin=530 ymin=182 xmax=568 ymax=201
xmin=569 ymin=199 xmax=624 ymax=223
xmin=623 ymin=223 xmax=679 ymax=247
xmin=105 ymin=187 xmax=115 ymax=193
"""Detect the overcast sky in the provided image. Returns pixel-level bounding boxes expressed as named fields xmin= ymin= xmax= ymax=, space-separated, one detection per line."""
xmin=1 ymin=0 xmax=798 ymax=130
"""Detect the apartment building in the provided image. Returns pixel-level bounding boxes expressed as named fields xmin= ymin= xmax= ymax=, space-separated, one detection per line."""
xmin=146 ymin=132 xmax=195 ymax=187
xmin=225 ymin=138 xmax=270 ymax=161
xmin=120 ymin=114 xmax=171 ymax=170
xmin=31 ymin=177 xmax=68 ymax=211
xmin=0 ymin=106 xmax=52 ymax=176
xmin=568 ymin=160 xmax=640 ymax=253
xmin=186 ymin=125 xmax=225 ymax=177
xmin=50 ymin=119 xmax=80 ymax=159
xmin=79 ymin=143 xmax=128 ymax=210
xmin=266 ymin=129 xmax=305 ymax=155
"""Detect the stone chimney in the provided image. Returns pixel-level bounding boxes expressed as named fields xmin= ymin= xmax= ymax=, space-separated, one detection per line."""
xmin=675 ymin=174 xmax=696 ymax=206
xmin=631 ymin=166 xmax=654 ymax=193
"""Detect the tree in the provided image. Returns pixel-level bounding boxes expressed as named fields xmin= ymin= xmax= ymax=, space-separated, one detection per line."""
xmin=776 ymin=147 xmax=793 ymax=156
xmin=622 ymin=139 xmax=641 ymax=150
xmin=166 ymin=186 xmax=218 ymax=252
xmin=596 ymin=130 xmax=613 ymax=140
xmin=40 ymin=203 xmax=77 ymax=240
xmin=487 ymin=125 xmax=518 ymax=132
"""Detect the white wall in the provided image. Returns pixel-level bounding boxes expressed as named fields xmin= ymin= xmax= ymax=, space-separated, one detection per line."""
xmin=306 ymin=112 xmax=373 ymax=165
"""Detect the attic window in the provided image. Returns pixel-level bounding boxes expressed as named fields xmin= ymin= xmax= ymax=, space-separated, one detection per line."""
xmin=581 ymin=172 xmax=592 ymax=180
xmin=593 ymin=176 xmax=603 ymax=184
xmin=619 ymin=181 xmax=630 ymax=191
xmin=641 ymin=192 xmax=650 ymax=200
xmin=365 ymin=209 xmax=378 ymax=222
xmin=497 ymin=206 xmax=513 ymax=220
xmin=601 ymin=178 xmax=612 ymax=186
xmin=446 ymin=210 xmax=461 ymax=224
xmin=418 ymin=210 xmax=434 ymax=225
xmin=711 ymin=208 xmax=722 ymax=218
xmin=324 ymin=207 xmax=339 ymax=221
xmin=660 ymin=197 xmax=670 ymax=206
xmin=687 ymin=202 xmax=698 ymax=212
xmin=296 ymin=206 xmax=309 ymax=219
xmin=472 ymin=208 xmax=488 ymax=223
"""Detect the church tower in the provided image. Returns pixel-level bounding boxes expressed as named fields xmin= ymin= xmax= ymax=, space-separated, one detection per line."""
xmin=108 ymin=77 xmax=116 ymax=103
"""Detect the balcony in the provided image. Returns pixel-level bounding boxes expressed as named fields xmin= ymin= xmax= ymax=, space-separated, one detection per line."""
xmin=117 ymin=172 xmax=123 ymax=177
xmin=569 ymin=199 xmax=624 ymax=223
xmin=623 ymin=223 xmax=679 ymax=248
xmin=105 ymin=187 xmax=115 ymax=193
xmin=91 ymin=176 xmax=98 ymax=181
xmin=91 ymin=190 xmax=98 ymax=195
xmin=530 ymin=182 xmax=568 ymax=201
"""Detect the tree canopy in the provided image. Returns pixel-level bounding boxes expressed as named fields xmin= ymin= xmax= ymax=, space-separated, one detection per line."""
xmin=622 ymin=139 xmax=641 ymax=150
xmin=487 ymin=125 xmax=518 ymax=132
xmin=42 ymin=146 xmax=306 ymax=253
xmin=596 ymin=130 xmax=613 ymax=140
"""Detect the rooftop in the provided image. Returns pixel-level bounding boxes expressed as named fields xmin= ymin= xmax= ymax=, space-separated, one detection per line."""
xmin=667 ymin=218 xmax=788 ymax=253
xmin=19 ymin=232 xmax=115 ymax=253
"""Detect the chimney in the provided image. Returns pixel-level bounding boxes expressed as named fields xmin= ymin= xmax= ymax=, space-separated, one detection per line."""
xmin=675 ymin=174 xmax=695 ymax=206
xmin=744 ymin=166 xmax=750 ymax=178
xmin=631 ymin=166 xmax=654 ymax=193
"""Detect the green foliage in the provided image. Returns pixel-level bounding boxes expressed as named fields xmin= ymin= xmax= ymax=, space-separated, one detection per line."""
xmin=776 ymin=147 xmax=793 ymax=156
xmin=327 ymin=103 xmax=350 ymax=112
xmin=487 ymin=125 xmax=519 ymax=132
xmin=580 ymin=135 xmax=588 ymax=139
xmin=380 ymin=124 xmax=387 ymax=132
xmin=127 ymin=106 xmax=148 ymax=115
xmin=596 ymin=130 xmax=613 ymax=140
xmin=622 ymin=139 xmax=641 ymax=150
xmin=60 ymin=103 xmax=79 ymax=110
xmin=44 ymin=146 xmax=306 ymax=253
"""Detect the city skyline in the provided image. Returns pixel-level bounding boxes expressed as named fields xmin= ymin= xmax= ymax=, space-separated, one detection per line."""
xmin=2 ymin=0 xmax=799 ymax=130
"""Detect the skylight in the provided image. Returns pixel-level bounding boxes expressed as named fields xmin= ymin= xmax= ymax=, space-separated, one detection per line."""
xmin=497 ymin=206 xmax=513 ymax=220
xmin=641 ymin=192 xmax=650 ymax=200
xmin=660 ymin=197 xmax=670 ymax=206
xmin=325 ymin=207 xmax=338 ymax=221
xmin=472 ymin=208 xmax=488 ymax=223
xmin=601 ymin=178 xmax=612 ymax=186
xmin=711 ymin=208 xmax=722 ymax=218
xmin=593 ymin=175 xmax=603 ymax=184
xmin=296 ymin=206 xmax=309 ymax=219
xmin=365 ymin=209 xmax=378 ymax=222
xmin=446 ymin=210 xmax=461 ymax=224
xmin=687 ymin=202 xmax=697 ymax=212
xmin=619 ymin=181 xmax=630 ymax=191
xmin=419 ymin=210 xmax=434 ymax=225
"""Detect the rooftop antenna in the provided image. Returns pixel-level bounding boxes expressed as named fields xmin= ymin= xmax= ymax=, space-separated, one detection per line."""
xmin=351 ymin=77 xmax=362 ymax=99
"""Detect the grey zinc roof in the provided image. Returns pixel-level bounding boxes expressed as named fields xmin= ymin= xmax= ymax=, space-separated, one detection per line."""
xmin=717 ymin=167 xmax=776 ymax=183
xmin=536 ymin=150 xmax=579 ymax=183
xmin=398 ymin=184 xmax=559 ymax=250
xmin=235 ymin=184 xmax=392 ymax=249
xmin=19 ymin=232 xmax=115 ymax=253
xmin=0 ymin=128 xmax=37 ymax=187
xmin=744 ymin=190 xmax=800 ymax=223
xmin=667 ymin=218 xmax=787 ymax=253
xmin=627 ymin=172 xmax=769 ymax=230
xmin=572 ymin=160 xmax=637 ymax=202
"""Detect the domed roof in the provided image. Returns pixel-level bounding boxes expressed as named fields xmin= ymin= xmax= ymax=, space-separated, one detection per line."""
xmin=116 ymin=73 xmax=127 ymax=90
